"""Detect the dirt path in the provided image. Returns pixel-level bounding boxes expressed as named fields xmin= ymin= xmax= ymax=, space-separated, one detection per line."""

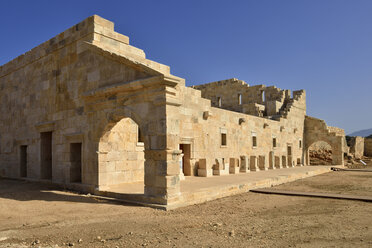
xmin=0 ymin=171 xmax=371 ymax=248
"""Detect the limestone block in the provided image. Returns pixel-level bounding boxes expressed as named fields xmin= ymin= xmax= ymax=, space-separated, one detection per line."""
xmin=240 ymin=156 xmax=250 ymax=173
xmin=268 ymin=152 xmax=275 ymax=170
xmin=166 ymin=160 xmax=181 ymax=176
xmin=213 ymin=162 xmax=224 ymax=170
xmin=229 ymin=158 xmax=240 ymax=174
xmin=250 ymin=156 xmax=259 ymax=171
xmin=127 ymin=151 xmax=138 ymax=161
xmin=153 ymin=175 xmax=180 ymax=188
xmin=198 ymin=168 xmax=213 ymax=177
xmin=274 ymin=156 xmax=282 ymax=169
xmin=213 ymin=160 xmax=229 ymax=175
xmin=213 ymin=168 xmax=229 ymax=176
xmin=198 ymin=158 xmax=207 ymax=169
xmin=229 ymin=166 xmax=240 ymax=174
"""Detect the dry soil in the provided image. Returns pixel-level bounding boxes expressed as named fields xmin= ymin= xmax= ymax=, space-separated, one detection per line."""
xmin=0 ymin=170 xmax=372 ymax=248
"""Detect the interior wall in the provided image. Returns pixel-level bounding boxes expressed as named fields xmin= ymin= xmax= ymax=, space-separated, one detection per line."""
xmin=99 ymin=117 xmax=145 ymax=186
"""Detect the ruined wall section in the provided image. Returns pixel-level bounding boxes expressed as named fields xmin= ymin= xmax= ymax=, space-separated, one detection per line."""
xmin=328 ymin=126 xmax=345 ymax=136
xmin=191 ymin=78 xmax=251 ymax=112
xmin=348 ymin=136 xmax=365 ymax=159
xmin=166 ymin=83 xmax=307 ymax=176
xmin=364 ymin=138 xmax=372 ymax=157
xmin=191 ymin=78 xmax=305 ymax=120
xmin=304 ymin=116 xmax=345 ymax=165
xmin=280 ymin=90 xmax=306 ymax=129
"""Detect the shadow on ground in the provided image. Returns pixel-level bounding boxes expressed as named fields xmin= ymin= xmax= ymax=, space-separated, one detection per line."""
xmin=0 ymin=178 xmax=139 ymax=207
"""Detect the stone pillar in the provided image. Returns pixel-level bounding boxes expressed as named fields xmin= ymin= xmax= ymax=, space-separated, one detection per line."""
xmin=282 ymin=155 xmax=287 ymax=168
xmin=250 ymin=156 xmax=258 ymax=171
xmin=331 ymin=137 xmax=345 ymax=165
xmin=144 ymin=149 xmax=181 ymax=205
xmin=269 ymin=152 xmax=275 ymax=169
xmin=179 ymin=153 xmax=185 ymax=181
xmin=274 ymin=155 xmax=282 ymax=169
xmin=332 ymin=148 xmax=344 ymax=165
xmin=287 ymin=156 xmax=293 ymax=168
xmin=305 ymin=149 xmax=310 ymax=166
xmin=213 ymin=158 xmax=229 ymax=175
xmin=240 ymin=156 xmax=250 ymax=173
xmin=198 ymin=158 xmax=213 ymax=177
xmin=258 ymin=155 xmax=268 ymax=171
xmin=229 ymin=158 xmax=240 ymax=174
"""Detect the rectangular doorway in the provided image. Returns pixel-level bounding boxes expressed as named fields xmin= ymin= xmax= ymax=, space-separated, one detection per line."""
xmin=20 ymin=145 xmax=27 ymax=177
xmin=180 ymin=144 xmax=191 ymax=176
xmin=40 ymin=132 xmax=52 ymax=179
xmin=70 ymin=143 xmax=82 ymax=183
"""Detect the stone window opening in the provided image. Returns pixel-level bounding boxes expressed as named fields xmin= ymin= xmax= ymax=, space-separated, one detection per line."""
xmin=221 ymin=133 xmax=227 ymax=146
xmin=252 ymin=136 xmax=257 ymax=148
xmin=217 ymin=97 xmax=222 ymax=107
xmin=238 ymin=94 xmax=242 ymax=105
xmin=261 ymin=90 xmax=266 ymax=103
xmin=299 ymin=139 xmax=302 ymax=148
xmin=273 ymin=138 xmax=277 ymax=148
xmin=287 ymin=145 xmax=292 ymax=156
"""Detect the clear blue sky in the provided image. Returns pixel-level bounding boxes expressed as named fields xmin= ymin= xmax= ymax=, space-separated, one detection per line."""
xmin=1 ymin=0 xmax=371 ymax=134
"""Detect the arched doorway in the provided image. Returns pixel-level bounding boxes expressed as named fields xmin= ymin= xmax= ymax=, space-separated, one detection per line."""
xmin=308 ymin=141 xmax=333 ymax=165
xmin=98 ymin=117 xmax=145 ymax=189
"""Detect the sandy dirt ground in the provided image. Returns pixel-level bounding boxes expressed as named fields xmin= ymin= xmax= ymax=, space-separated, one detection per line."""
xmin=0 ymin=170 xmax=372 ymax=248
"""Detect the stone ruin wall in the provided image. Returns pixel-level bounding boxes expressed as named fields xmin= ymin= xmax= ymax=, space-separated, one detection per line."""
xmin=304 ymin=116 xmax=345 ymax=165
xmin=191 ymin=78 xmax=292 ymax=117
xmin=348 ymin=136 xmax=365 ymax=159
xmin=166 ymin=81 xmax=308 ymax=175
xmin=364 ymin=138 xmax=372 ymax=157
xmin=327 ymin=126 xmax=345 ymax=136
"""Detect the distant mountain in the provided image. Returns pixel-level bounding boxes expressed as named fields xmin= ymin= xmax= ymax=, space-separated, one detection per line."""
xmin=348 ymin=128 xmax=372 ymax=137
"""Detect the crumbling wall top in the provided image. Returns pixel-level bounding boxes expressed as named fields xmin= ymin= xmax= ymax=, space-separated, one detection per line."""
xmin=191 ymin=78 xmax=249 ymax=89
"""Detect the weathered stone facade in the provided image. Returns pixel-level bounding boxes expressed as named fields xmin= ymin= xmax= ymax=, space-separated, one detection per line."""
xmin=0 ymin=16 xmax=346 ymax=207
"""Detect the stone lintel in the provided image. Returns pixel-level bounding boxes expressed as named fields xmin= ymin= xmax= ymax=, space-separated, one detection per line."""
xmin=35 ymin=121 xmax=55 ymax=132
xmin=64 ymin=132 xmax=84 ymax=143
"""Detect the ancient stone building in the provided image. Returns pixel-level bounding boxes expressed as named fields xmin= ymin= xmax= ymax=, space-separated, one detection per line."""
xmin=0 ymin=16 xmax=345 ymax=207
